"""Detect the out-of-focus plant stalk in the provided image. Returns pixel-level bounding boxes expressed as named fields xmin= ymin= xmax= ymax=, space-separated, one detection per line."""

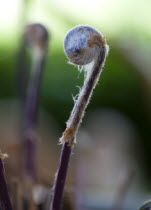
xmin=23 ymin=23 xmax=49 ymax=181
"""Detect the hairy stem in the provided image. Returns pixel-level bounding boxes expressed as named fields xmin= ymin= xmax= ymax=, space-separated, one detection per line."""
xmin=50 ymin=46 xmax=107 ymax=210
xmin=68 ymin=46 xmax=106 ymax=131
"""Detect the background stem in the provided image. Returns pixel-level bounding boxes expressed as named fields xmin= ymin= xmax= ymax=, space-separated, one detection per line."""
xmin=24 ymin=53 xmax=46 ymax=181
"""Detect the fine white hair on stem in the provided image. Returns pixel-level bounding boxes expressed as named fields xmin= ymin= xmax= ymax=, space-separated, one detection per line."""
xmin=72 ymin=93 xmax=78 ymax=103
xmin=77 ymin=65 xmax=84 ymax=73
xmin=59 ymin=25 xmax=109 ymax=144
xmin=50 ymin=25 xmax=109 ymax=210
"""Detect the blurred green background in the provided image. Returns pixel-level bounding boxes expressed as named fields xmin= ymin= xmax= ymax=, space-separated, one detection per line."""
xmin=0 ymin=0 xmax=149 ymax=129
xmin=0 ymin=0 xmax=151 ymax=209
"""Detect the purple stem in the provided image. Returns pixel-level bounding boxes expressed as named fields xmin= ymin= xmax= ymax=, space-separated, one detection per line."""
xmin=50 ymin=142 xmax=72 ymax=210
xmin=0 ymin=158 xmax=13 ymax=210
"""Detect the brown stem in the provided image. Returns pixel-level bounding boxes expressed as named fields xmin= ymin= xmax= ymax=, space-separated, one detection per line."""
xmin=50 ymin=45 xmax=107 ymax=210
